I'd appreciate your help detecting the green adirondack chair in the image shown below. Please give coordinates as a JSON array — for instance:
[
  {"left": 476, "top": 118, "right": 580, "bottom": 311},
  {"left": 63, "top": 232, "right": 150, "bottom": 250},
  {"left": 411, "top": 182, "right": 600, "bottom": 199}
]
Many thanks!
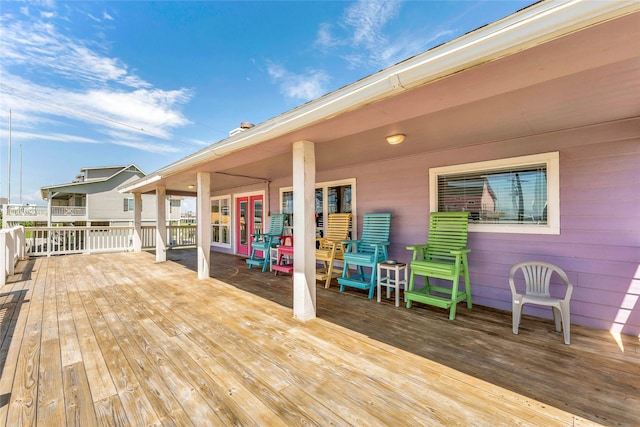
[
  {"left": 246, "top": 213, "right": 287, "bottom": 272},
  {"left": 405, "top": 212, "right": 472, "bottom": 320},
  {"left": 338, "top": 213, "right": 392, "bottom": 298}
]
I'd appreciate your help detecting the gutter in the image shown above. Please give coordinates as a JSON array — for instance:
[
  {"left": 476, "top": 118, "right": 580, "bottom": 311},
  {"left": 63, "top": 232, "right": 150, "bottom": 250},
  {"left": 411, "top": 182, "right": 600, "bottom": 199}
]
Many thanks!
[{"left": 120, "top": 0, "right": 640, "bottom": 195}]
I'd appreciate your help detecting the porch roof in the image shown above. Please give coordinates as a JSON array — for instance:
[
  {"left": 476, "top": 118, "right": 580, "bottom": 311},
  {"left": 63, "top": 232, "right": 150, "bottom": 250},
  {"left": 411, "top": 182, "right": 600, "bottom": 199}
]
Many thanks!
[
  {"left": 118, "top": 1, "right": 640, "bottom": 196},
  {"left": 42, "top": 164, "right": 144, "bottom": 200}
]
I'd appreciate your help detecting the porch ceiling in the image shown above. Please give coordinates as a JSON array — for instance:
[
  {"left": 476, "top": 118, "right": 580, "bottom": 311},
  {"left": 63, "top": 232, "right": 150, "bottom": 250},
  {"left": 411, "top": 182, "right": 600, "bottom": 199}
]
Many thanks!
[{"left": 141, "top": 11, "right": 639, "bottom": 195}]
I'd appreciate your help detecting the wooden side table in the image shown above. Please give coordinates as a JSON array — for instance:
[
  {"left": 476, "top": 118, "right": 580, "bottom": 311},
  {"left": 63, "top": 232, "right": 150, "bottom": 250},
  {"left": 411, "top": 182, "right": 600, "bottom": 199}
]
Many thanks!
[{"left": 377, "top": 261, "right": 408, "bottom": 307}]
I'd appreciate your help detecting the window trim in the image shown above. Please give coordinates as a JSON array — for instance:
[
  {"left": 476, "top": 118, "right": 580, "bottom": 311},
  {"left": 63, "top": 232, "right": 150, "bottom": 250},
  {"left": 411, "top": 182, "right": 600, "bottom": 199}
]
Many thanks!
[
  {"left": 279, "top": 178, "right": 357, "bottom": 238},
  {"left": 123, "top": 197, "right": 135, "bottom": 212},
  {"left": 210, "top": 195, "right": 232, "bottom": 248},
  {"left": 429, "top": 152, "right": 560, "bottom": 235}
]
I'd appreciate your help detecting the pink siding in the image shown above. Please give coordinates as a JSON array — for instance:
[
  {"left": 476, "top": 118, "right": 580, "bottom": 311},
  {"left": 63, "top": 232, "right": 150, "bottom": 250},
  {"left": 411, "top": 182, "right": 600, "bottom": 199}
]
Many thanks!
[{"left": 307, "top": 120, "right": 640, "bottom": 336}]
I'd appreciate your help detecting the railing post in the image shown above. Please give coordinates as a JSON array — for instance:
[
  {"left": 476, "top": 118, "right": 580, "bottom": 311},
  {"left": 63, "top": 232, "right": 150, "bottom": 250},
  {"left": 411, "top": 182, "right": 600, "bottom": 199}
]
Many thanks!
[
  {"left": 0, "top": 232, "right": 6, "bottom": 285},
  {"left": 6, "top": 231, "right": 15, "bottom": 276},
  {"left": 17, "top": 226, "right": 25, "bottom": 260},
  {"left": 133, "top": 193, "right": 142, "bottom": 252}
]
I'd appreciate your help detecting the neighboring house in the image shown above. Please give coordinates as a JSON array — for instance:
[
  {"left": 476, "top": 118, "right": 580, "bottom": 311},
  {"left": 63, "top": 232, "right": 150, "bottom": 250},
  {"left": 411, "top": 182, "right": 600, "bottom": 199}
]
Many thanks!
[
  {"left": 3, "top": 165, "right": 182, "bottom": 228},
  {"left": 119, "top": 1, "right": 640, "bottom": 337}
]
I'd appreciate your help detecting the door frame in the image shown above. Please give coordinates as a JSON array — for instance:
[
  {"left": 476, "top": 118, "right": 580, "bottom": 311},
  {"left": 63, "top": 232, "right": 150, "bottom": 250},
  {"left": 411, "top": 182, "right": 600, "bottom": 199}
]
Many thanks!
[{"left": 233, "top": 191, "right": 265, "bottom": 256}]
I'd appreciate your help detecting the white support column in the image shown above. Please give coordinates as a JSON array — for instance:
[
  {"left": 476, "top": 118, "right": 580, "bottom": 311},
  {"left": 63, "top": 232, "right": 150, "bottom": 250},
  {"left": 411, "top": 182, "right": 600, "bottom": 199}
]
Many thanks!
[
  {"left": 196, "top": 172, "right": 211, "bottom": 280},
  {"left": 133, "top": 192, "right": 142, "bottom": 252},
  {"left": 292, "top": 140, "right": 316, "bottom": 321},
  {"left": 155, "top": 186, "right": 167, "bottom": 262},
  {"left": 47, "top": 196, "right": 52, "bottom": 227}
]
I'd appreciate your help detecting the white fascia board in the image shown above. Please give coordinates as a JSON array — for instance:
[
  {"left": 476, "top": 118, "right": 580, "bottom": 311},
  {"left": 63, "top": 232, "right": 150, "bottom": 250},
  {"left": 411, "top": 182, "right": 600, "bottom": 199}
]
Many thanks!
[
  {"left": 118, "top": 174, "right": 162, "bottom": 194},
  {"left": 124, "top": 0, "right": 640, "bottom": 193}
]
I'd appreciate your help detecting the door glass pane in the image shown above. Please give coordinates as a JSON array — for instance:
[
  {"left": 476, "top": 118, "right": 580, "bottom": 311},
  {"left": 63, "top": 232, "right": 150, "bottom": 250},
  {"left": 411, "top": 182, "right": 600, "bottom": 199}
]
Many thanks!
[
  {"left": 253, "top": 199, "right": 263, "bottom": 234},
  {"left": 239, "top": 201, "right": 247, "bottom": 245}
]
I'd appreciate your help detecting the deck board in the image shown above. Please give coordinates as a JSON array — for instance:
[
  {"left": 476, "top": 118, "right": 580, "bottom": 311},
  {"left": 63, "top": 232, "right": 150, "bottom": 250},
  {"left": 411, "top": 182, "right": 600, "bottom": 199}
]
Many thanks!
[{"left": 0, "top": 249, "right": 638, "bottom": 426}]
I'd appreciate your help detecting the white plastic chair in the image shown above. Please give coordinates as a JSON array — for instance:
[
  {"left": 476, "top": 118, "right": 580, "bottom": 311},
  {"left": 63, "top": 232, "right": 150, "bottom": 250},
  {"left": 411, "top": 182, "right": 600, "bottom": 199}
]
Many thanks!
[{"left": 509, "top": 261, "right": 573, "bottom": 345}]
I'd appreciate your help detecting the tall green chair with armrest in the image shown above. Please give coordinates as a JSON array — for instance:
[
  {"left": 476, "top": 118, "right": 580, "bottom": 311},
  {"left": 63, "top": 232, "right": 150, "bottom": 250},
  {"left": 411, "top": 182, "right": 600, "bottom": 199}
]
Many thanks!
[{"left": 405, "top": 212, "right": 471, "bottom": 320}]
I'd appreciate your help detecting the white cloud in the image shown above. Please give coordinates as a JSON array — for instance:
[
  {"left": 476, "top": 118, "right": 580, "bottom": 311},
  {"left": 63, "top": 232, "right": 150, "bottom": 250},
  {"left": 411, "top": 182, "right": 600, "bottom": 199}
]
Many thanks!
[
  {"left": 0, "top": 11, "right": 193, "bottom": 153},
  {"left": 105, "top": 130, "right": 181, "bottom": 154},
  {"left": 3, "top": 129, "right": 101, "bottom": 144},
  {"left": 103, "top": 11, "right": 113, "bottom": 21},
  {"left": 345, "top": 0, "right": 400, "bottom": 49},
  {"left": 267, "top": 63, "right": 330, "bottom": 102},
  {"left": 314, "top": 23, "right": 343, "bottom": 51},
  {"left": 314, "top": 0, "right": 455, "bottom": 69}
]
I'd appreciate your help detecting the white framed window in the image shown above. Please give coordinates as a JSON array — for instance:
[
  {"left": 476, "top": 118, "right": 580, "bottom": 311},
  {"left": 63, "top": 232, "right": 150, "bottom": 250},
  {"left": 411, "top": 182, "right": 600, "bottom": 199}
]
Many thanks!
[
  {"left": 280, "top": 178, "right": 356, "bottom": 239},
  {"left": 123, "top": 198, "right": 134, "bottom": 212},
  {"left": 429, "top": 152, "right": 559, "bottom": 234},
  {"left": 211, "top": 196, "right": 231, "bottom": 248}
]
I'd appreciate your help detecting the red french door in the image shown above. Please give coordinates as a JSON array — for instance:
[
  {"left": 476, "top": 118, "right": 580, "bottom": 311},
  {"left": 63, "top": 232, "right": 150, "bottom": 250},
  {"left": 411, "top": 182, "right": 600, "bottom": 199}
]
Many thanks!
[{"left": 236, "top": 195, "right": 263, "bottom": 256}]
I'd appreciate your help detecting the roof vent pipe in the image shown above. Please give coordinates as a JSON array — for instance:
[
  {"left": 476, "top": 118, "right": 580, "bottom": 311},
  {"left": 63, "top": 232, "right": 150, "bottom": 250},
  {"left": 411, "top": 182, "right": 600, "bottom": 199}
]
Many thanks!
[{"left": 229, "top": 122, "right": 255, "bottom": 136}]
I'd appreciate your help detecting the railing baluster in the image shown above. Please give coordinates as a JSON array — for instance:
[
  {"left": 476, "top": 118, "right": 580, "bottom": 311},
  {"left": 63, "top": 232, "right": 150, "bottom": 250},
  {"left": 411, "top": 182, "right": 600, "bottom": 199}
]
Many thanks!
[{"left": 21, "top": 224, "right": 197, "bottom": 257}]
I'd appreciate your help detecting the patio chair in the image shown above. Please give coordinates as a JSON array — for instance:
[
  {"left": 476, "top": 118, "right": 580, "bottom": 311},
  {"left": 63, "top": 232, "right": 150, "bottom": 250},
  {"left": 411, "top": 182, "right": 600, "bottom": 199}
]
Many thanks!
[
  {"left": 316, "top": 213, "right": 352, "bottom": 288},
  {"left": 245, "top": 213, "right": 287, "bottom": 272},
  {"left": 509, "top": 261, "right": 573, "bottom": 345},
  {"left": 405, "top": 212, "right": 471, "bottom": 320},
  {"left": 338, "top": 213, "right": 392, "bottom": 298}
]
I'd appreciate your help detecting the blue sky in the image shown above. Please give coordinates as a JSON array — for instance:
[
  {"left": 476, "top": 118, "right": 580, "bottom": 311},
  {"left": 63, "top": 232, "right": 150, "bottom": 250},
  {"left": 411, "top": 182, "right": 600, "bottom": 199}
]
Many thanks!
[{"left": 0, "top": 0, "right": 533, "bottom": 208}]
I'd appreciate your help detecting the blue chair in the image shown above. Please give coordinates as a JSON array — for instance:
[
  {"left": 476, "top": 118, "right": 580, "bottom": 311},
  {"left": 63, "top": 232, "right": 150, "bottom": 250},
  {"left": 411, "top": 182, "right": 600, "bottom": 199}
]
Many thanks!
[
  {"left": 338, "top": 213, "right": 392, "bottom": 298},
  {"left": 246, "top": 214, "right": 287, "bottom": 272}
]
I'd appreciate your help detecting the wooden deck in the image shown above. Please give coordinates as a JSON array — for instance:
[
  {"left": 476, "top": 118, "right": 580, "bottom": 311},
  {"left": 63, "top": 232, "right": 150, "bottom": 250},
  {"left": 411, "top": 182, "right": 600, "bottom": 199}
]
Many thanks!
[{"left": 0, "top": 250, "right": 638, "bottom": 426}]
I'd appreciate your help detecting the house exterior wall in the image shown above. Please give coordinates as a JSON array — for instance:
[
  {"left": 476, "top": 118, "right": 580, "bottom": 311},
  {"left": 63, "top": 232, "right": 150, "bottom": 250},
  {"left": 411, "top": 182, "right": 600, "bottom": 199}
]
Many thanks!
[
  {"left": 84, "top": 167, "right": 122, "bottom": 180},
  {"left": 209, "top": 119, "right": 639, "bottom": 336},
  {"left": 1, "top": 166, "right": 177, "bottom": 227},
  {"left": 251, "top": 119, "right": 639, "bottom": 336},
  {"left": 84, "top": 174, "right": 156, "bottom": 224}
]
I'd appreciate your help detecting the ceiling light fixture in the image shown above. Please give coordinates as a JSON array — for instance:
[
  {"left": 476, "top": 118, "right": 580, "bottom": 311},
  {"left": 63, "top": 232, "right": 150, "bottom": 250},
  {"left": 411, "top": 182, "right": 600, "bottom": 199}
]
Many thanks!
[
  {"left": 386, "top": 134, "right": 405, "bottom": 145},
  {"left": 188, "top": 185, "right": 195, "bottom": 189}
]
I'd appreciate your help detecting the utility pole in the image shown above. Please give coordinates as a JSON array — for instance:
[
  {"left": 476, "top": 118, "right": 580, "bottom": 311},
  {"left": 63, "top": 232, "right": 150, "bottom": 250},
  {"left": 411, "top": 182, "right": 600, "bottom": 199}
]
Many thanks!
[
  {"left": 8, "top": 109, "right": 11, "bottom": 205},
  {"left": 20, "top": 142, "right": 22, "bottom": 204}
]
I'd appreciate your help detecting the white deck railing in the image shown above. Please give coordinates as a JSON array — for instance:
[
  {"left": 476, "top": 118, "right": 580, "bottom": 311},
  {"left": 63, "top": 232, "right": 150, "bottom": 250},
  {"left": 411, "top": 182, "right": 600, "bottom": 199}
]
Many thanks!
[
  {"left": 22, "top": 225, "right": 197, "bottom": 257},
  {"left": 51, "top": 206, "right": 87, "bottom": 216},
  {"left": 5, "top": 205, "right": 49, "bottom": 217},
  {"left": 0, "top": 226, "right": 26, "bottom": 285}
]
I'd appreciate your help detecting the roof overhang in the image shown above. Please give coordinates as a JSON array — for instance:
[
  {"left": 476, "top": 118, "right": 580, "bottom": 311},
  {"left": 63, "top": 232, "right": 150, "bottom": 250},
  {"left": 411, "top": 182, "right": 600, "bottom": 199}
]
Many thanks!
[{"left": 119, "top": 0, "right": 640, "bottom": 196}]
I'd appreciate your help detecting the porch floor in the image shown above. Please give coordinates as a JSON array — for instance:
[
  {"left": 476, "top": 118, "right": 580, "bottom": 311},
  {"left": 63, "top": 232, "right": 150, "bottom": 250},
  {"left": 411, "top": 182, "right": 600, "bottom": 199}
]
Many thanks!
[{"left": 0, "top": 249, "right": 637, "bottom": 426}]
